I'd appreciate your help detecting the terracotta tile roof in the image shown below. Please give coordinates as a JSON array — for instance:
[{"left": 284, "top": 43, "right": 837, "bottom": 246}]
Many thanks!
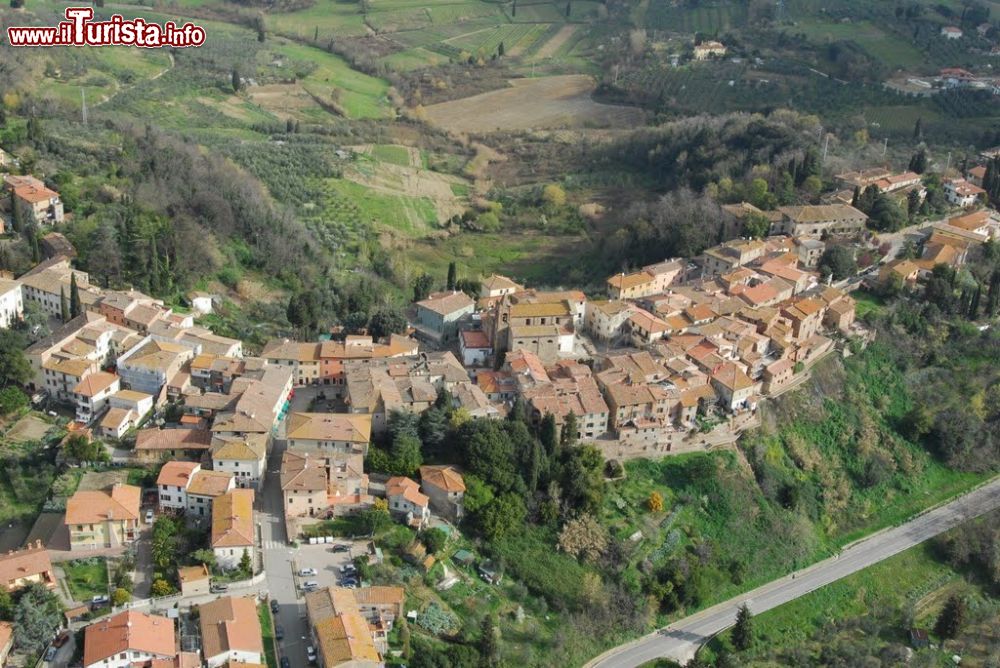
[
  {"left": 136, "top": 428, "right": 213, "bottom": 452},
  {"left": 712, "top": 362, "right": 756, "bottom": 391},
  {"left": 352, "top": 585, "right": 404, "bottom": 608},
  {"left": 73, "top": 371, "right": 119, "bottom": 397},
  {"left": 508, "top": 301, "right": 571, "bottom": 318},
  {"left": 606, "top": 270, "right": 654, "bottom": 290},
  {"left": 199, "top": 596, "right": 263, "bottom": 659},
  {"left": 13, "top": 182, "right": 59, "bottom": 204},
  {"left": 286, "top": 413, "right": 372, "bottom": 443},
  {"left": 83, "top": 611, "right": 175, "bottom": 666},
  {"left": 460, "top": 330, "right": 491, "bottom": 349},
  {"left": 261, "top": 340, "right": 321, "bottom": 363},
  {"left": 0, "top": 542, "right": 53, "bottom": 591},
  {"left": 386, "top": 477, "right": 428, "bottom": 508},
  {"left": 482, "top": 274, "right": 522, "bottom": 292},
  {"left": 156, "top": 461, "right": 199, "bottom": 488},
  {"left": 211, "top": 489, "right": 255, "bottom": 549},
  {"left": 419, "top": 465, "right": 466, "bottom": 493},
  {"left": 280, "top": 451, "right": 327, "bottom": 492},
  {"left": 187, "top": 470, "right": 234, "bottom": 498},
  {"left": 66, "top": 484, "right": 140, "bottom": 525},
  {"left": 416, "top": 290, "right": 474, "bottom": 316},
  {"left": 211, "top": 434, "right": 267, "bottom": 462},
  {"left": 100, "top": 407, "right": 133, "bottom": 431},
  {"left": 778, "top": 204, "right": 867, "bottom": 223},
  {"left": 177, "top": 564, "right": 209, "bottom": 585},
  {"left": 947, "top": 209, "right": 991, "bottom": 231}
]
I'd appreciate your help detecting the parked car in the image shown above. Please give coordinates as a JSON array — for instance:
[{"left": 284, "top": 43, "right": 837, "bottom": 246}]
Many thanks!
[
  {"left": 339, "top": 564, "right": 356, "bottom": 574},
  {"left": 275, "top": 625, "right": 285, "bottom": 641},
  {"left": 298, "top": 567, "right": 318, "bottom": 577},
  {"left": 330, "top": 544, "right": 350, "bottom": 553},
  {"left": 53, "top": 630, "right": 70, "bottom": 647},
  {"left": 307, "top": 646, "right": 318, "bottom": 663},
  {"left": 145, "top": 509, "right": 154, "bottom": 524},
  {"left": 44, "top": 646, "right": 57, "bottom": 662},
  {"left": 280, "top": 658, "right": 290, "bottom": 668},
  {"left": 269, "top": 599, "right": 279, "bottom": 614},
  {"left": 210, "top": 583, "right": 228, "bottom": 593},
  {"left": 301, "top": 580, "right": 319, "bottom": 592},
  {"left": 90, "top": 595, "right": 109, "bottom": 606}
]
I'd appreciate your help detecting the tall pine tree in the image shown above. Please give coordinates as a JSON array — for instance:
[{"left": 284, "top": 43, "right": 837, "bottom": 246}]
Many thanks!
[{"left": 731, "top": 603, "right": 754, "bottom": 650}]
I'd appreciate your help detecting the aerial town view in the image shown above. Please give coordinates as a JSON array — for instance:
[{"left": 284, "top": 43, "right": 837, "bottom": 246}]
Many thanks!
[{"left": 0, "top": 0, "right": 999, "bottom": 666}]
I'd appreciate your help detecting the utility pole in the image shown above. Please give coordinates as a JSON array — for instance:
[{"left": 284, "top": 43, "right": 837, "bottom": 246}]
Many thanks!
[
  {"left": 946, "top": 151, "right": 952, "bottom": 174},
  {"left": 822, "top": 133, "right": 829, "bottom": 165},
  {"left": 81, "top": 88, "right": 88, "bottom": 127},
  {"left": 882, "top": 137, "right": 888, "bottom": 157}
]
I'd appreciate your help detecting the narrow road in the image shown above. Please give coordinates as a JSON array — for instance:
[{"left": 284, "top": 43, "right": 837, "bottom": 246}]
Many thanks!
[{"left": 587, "top": 477, "right": 1000, "bottom": 668}]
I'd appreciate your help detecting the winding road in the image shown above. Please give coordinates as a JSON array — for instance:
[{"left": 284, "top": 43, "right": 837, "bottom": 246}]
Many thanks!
[{"left": 586, "top": 477, "right": 1000, "bottom": 668}]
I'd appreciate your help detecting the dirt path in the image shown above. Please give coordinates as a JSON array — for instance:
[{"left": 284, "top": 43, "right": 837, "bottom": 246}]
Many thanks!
[
  {"left": 95, "top": 51, "right": 174, "bottom": 108},
  {"left": 534, "top": 24, "right": 577, "bottom": 59}
]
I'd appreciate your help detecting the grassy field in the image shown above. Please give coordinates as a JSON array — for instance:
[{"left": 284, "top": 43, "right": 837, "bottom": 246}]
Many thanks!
[
  {"left": 702, "top": 540, "right": 999, "bottom": 665},
  {"left": 275, "top": 42, "right": 392, "bottom": 120},
  {"left": 63, "top": 558, "right": 110, "bottom": 602},
  {"left": 794, "top": 19, "right": 926, "bottom": 70}
]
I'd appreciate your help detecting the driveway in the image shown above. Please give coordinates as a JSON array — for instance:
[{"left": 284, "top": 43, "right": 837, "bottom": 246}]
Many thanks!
[{"left": 132, "top": 525, "right": 153, "bottom": 599}]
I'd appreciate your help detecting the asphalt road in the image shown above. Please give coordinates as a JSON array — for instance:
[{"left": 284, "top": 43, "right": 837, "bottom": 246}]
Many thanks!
[{"left": 587, "top": 477, "right": 1000, "bottom": 668}]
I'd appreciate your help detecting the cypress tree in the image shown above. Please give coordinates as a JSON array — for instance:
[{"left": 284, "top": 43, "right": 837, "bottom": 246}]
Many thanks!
[
  {"left": 446, "top": 261, "right": 457, "bottom": 290},
  {"left": 969, "top": 284, "right": 981, "bottom": 320},
  {"left": 69, "top": 273, "right": 81, "bottom": 318},
  {"left": 60, "top": 287, "right": 69, "bottom": 323}
]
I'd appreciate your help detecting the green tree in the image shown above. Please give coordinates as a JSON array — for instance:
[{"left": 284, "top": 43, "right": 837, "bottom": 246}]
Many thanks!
[
  {"left": 412, "top": 273, "right": 434, "bottom": 302},
  {"left": 390, "top": 433, "right": 423, "bottom": 477},
  {"left": 934, "top": 595, "right": 967, "bottom": 639},
  {"left": 464, "top": 420, "right": 517, "bottom": 491},
  {"left": 231, "top": 68, "right": 241, "bottom": 93},
  {"left": 560, "top": 411, "right": 578, "bottom": 448},
  {"left": 60, "top": 286, "right": 69, "bottom": 323},
  {"left": 909, "top": 148, "right": 928, "bottom": 174},
  {"left": 477, "top": 492, "right": 525, "bottom": 541},
  {"left": 0, "top": 330, "right": 32, "bottom": 387},
  {"left": 361, "top": 498, "right": 392, "bottom": 534},
  {"left": 540, "top": 412, "right": 559, "bottom": 456},
  {"left": 462, "top": 475, "right": 494, "bottom": 515},
  {"left": 447, "top": 261, "right": 457, "bottom": 291},
  {"left": 12, "top": 584, "right": 61, "bottom": 653},
  {"left": 913, "top": 116, "right": 923, "bottom": 140},
  {"left": 421, "top": 527, "right": 448, "bottom": 554},
  {"left": 368, "top": 306, "right": 406, "bottom": 340},
  {"left": 150, "top": 579, "right": 174, "bottom": 597},
  {"left": 480, "top": 614, "right": 501, "bottom": 667},
  {"left": 0, "top": 387, "right": 28, "bottom": 415},
  {"left": 189, "top": 549, "right": 216, "bottom": 570},
  {"left": 111, "top": 588, "right": 131, "bottom": 606},
  {"left": 741, "top": 213, "right": 771, "bottom": 239},
  {"left": 907, "top": 189, "right": 922, "bottom": 221},
  {"left": 818, "top": 246, "right": 857, "bottom": 281},
  {"left": 239, "top": 548, "right": 253, "bottom": 575},
  {"left": 731, "top": 603, "right": 754, "bottom": 650},
  {"left": 69, "top": 273, "right": 81, "bottom": 318}
]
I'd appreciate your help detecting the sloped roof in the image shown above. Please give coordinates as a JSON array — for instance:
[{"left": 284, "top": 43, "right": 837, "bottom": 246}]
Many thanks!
[
  {"left": 66, "top": 484, "right": 140, "bottom": 525},
  {"left": 419, "top": 465, "right": 466, "bottom": 493},
  {"left": 211, "top": 489, "right": 255, "bottom": 549},
  {"left": 199, "top": 596, "right": 264, "bottom": 660},
  {"left": 83, "top": 611, "right": 175, "bottom": 666}
]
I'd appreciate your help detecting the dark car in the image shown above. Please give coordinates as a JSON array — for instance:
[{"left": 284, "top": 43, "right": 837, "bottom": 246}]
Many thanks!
[
  {"left": 53, "top": 630, "right": 70, "bottom": 648},
  {"left": 275, "top": 625, "right": 285, "bottom": 641},
  {"left": 280, "top": 658, "right": 291, "bottom": 668},
  {"left": 270, "top": 599, "right": 280, "bottom": 614},
  {"left": 44, "top": 646, "right": 57, "bottom": 662},
  {"left": 330, "top": 544, "right": 350, "bottom": 553}
]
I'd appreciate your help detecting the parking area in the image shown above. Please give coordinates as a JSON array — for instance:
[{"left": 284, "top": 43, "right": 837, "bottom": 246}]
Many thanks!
[{"left": 289, "top": 541, "right": 358, "bottom": 594}]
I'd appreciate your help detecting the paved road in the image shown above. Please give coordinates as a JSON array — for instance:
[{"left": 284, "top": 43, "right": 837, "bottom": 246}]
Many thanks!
[
  {"left": 587, "top": 477, "right": 1000, "bottom": 668},
  {"left": 259, "top": 434, "right": 312, "bottom": 668}
]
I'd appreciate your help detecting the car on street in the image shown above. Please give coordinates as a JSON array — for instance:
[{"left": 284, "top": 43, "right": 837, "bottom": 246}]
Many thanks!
[
  {"left": 53, "top": 630, "right": 70, "bottom": 648},
  {"left": 307, "top": 646, "right": 318, "bottom": 663},
  {"left": 210, "top": 583, "right": 228, "bottom": 593},
  {"left": 298, "top": 567, "right": 318, "bottom": 576},
  {"left": 90, "top": 594, "right": 109, "bottom": 607},
  {"left": 301, "top": 580, "right": 319, "bottom": 592},
  {"left": 270, "top": 599, "right": 279, "bottom": 614},
  {"left": 44, "top": 646, "right": 57, "bottom": 662},
  {"left": 280, "top": 658, "right": 290, "bottom": 668},
  {"left": 275, "top": 625, "right": 284, "bottom": 641},
  {"left": 145, "top": 509, "right": 154, "bottom": 524}
]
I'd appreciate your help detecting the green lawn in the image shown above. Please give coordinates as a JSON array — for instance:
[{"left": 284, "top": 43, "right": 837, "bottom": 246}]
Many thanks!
[
  {"left": 63, "top": 558, "right": 110, "bottom": 602},
  {"left": 370, "top": 144, "right": 413, "bottom": 167},
  {"left": 852, "top": 288, "right": 886, "bottom": 319},
  {"left": 795, "top": 20, "right": 926, "bottom": 70}
]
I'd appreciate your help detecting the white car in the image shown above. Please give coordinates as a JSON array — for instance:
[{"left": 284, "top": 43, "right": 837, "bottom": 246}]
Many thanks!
[
  {"left": 145, "top": 509, "right": 154, "bottom": 524},
  {"left": 298, "top": 568, "right": 317, "bottom": 577},
  {"left": 307, "top": 646, "right": 317, "bottom": 663},
  {"left": 301, "top": 580, "right": 319, "bottom": 591}
]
